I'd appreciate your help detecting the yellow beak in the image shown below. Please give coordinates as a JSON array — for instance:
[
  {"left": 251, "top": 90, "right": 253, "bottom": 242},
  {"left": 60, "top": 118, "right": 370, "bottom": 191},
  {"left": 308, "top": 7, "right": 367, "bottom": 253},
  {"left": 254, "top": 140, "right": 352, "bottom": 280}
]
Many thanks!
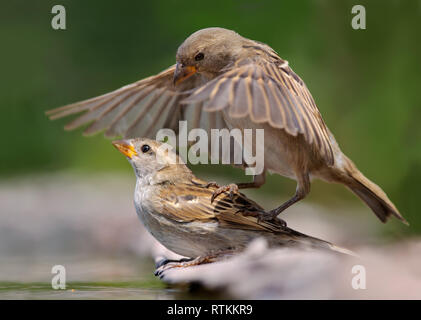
[
  {"left": 112, "top": 140, "right": 137, "bottom": 159},
  {"left": 173, "top": 63, "right": 197, "bottom": 86}
]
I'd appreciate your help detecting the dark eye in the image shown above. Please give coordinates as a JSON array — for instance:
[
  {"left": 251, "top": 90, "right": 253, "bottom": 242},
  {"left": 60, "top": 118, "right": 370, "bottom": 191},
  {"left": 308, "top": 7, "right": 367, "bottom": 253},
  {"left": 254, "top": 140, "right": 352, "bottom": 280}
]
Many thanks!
[
  {"left": 141, "top": 144, "right": 150, "bottom": 153},
  {"left": 194, "top": 52, "right": 204, "bottom": 61}
]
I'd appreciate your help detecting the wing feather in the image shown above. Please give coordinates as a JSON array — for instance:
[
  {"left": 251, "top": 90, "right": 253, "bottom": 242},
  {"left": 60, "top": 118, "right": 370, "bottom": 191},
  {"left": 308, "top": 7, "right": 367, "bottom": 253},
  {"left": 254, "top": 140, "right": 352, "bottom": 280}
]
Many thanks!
[
  {"left": 230, "top": 78, "right": 251, "bottom": 118},
  {"left": 46, "top": 65, "right": 199, "bottom": 139},
  {"left": 181, "top": 58, "right": 334, "bottom": 165},
  {"left": 47, "top": 56, "right": 334, "bottom": 164},
  {"left": 83, "top": 88, "right": 148, "bottom": 135},
  {"left": 158, "top": 181, "right": 283, "bottom": 232},
  {"left": 250, "top": 79, "right": 269, "bottom": 122},
  {"left": 203, "top": 78, "right": 231, "bottom": 112}
]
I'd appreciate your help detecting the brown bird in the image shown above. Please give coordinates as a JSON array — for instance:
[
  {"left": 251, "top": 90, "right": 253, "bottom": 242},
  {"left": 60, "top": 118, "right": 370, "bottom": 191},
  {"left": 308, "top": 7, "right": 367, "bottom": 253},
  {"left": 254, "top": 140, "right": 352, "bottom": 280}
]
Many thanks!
[
  {"left": 46, "top": 27, "right": 407, "bottom": 225},
  {"left": 112, "top": 137, "right": 354, "bottom": 271}
]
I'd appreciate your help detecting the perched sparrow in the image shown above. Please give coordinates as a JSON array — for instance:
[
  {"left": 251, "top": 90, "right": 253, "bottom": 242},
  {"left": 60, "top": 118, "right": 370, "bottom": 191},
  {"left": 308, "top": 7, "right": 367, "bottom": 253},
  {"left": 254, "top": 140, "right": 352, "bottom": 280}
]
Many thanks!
[
  {"left": 112, "top": 137, "right": 353, "bottom": 269},
  {"left": 47, "top": 27, "right": 407, "bottom": 225}
]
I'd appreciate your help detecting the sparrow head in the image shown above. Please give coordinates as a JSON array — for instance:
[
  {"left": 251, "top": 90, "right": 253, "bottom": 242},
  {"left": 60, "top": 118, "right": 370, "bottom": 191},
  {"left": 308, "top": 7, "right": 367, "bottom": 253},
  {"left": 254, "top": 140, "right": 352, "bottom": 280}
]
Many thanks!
[
  {"left": 174, "top": 27, "right": 246, "bottom": 84},
  {"left": 112, "top": 138, "right": 190, "bottom": 180}
]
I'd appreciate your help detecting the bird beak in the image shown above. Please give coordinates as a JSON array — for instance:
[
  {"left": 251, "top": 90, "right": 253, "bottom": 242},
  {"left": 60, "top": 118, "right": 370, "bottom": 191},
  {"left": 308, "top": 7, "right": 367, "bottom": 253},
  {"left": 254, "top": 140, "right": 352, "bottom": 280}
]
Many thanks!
[
  {"left": 173, "top": 62, "right": 197, "bottom": 86},
  {"left": 112, "top": 140, "right": 137, "bottom": 159}
]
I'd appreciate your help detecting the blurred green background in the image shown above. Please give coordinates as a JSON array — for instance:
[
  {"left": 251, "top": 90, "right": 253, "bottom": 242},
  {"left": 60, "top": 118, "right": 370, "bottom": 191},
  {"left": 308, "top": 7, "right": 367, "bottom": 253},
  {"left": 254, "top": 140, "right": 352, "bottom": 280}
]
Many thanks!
[{"left": 1, "top": 0, "right": 420, "bottom": 234}]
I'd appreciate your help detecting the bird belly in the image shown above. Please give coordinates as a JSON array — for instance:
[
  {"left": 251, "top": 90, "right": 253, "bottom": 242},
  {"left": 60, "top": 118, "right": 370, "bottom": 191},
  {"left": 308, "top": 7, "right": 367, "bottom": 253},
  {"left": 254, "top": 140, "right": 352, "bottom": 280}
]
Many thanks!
[
  {"left": 137, "top": 209, "right": 252, "bottom": 257},
  {"left": 139, "top": 210, "right": 221, "bottom": 257},
  {"left": 134, "top": 198, "right": 257, "bottom": 257}
]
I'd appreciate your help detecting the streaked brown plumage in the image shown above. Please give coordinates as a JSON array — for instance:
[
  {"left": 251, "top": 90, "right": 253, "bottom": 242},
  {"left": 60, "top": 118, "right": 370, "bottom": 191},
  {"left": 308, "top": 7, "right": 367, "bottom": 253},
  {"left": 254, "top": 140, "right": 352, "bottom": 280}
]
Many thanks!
[
  {"left": 112, "top": 138, "right": 353, "bottom": 265},
  {"left": 46, "top": 27, "right": 407, "bottom": 225}
]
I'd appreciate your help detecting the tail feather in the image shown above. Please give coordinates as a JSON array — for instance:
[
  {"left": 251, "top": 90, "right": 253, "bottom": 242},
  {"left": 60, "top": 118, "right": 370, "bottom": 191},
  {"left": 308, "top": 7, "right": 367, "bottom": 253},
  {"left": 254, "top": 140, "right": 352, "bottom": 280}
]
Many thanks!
[
  {"left": 343, "top": 158, "right": 408, "bottom": 225},
  {"left": 270, "top": 227, "right": 358, "bottom": 257},
  {"left": 280, "top": 227, "right": 357, "bottom": 256}
]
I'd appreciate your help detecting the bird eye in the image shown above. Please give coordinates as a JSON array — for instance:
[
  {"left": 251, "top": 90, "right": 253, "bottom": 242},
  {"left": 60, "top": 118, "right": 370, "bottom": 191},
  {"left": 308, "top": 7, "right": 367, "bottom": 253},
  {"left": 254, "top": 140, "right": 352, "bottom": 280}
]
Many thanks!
[
  {"left": 194, "top": 52, "right": 204, "bottom": 61},
  {"left": 141, "top": 144, "right": 151, "bottom": 153}
]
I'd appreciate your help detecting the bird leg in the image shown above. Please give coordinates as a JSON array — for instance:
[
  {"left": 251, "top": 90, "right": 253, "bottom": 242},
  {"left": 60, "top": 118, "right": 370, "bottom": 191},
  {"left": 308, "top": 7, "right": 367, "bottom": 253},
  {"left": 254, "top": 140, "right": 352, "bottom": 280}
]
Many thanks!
[
  {"left": 209, "top": 172, "right": 266, "bottom": 203},
  {"left": 259, "top": 173, "right": 310, "bottom": 222},
  {"left": 154, "top": 251, "right": 235, "bottom": 278},
  {"left": 155, "top": 257, "right": 193, "bottom": 269}
]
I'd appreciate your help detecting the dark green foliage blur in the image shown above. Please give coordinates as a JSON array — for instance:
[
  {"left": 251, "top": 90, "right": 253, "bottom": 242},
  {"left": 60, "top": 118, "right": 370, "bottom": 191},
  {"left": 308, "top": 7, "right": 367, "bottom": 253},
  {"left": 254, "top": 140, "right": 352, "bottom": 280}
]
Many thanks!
[{"left": 0, "top": 1, "right": 420, "bottom": 234}]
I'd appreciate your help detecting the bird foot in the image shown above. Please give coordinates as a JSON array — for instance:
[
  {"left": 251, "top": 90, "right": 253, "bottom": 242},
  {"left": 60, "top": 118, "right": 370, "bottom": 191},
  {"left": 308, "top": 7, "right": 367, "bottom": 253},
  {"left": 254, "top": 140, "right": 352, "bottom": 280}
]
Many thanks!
[
  {"left": 210, "top": 183, "right": 239, "bottom": 203},
  {"left": 155, "top": 257, "right": 193, "bottom": 269},
  {"left": 205, "top": 181, "right": 219, "bottom": 188},
  {"left": 154, "top": 256, "right": 216, "bottom": 279},
  {"left": 257, "top": 211, "right": 287, "bottom": 227}
]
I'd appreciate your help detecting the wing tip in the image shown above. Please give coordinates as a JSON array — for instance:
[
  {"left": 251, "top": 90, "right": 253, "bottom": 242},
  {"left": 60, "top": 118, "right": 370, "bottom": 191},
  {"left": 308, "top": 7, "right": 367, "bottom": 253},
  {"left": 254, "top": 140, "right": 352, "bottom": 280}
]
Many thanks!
[{"left": 328, "top": 243, "right": 359, "bottom": 257}]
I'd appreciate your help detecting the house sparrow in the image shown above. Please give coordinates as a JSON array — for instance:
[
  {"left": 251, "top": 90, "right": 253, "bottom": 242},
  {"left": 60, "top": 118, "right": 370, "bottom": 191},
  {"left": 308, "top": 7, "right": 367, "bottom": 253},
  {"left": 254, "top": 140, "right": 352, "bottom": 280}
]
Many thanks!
[
  {"left": 112, "top": 138, "right": 353, "bottom": 270},
  {"left": 47, "top": 27, "right": 407, "bottom": 225}
]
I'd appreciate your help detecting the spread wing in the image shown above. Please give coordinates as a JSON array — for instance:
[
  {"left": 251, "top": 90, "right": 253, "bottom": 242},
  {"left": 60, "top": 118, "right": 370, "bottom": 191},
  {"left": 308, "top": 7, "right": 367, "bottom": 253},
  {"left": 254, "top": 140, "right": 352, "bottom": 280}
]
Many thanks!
[
  {"left": 46, "top": 65, "right": 227, "bottom": 140},
  {"left": 182, "top": 58, "right": 334, "bottom": 165},
  {"left": 157, "top": 180, "right": 285, "bottom": 233},
  {"left": 47, "top": 57, "right": 333, "bottom": 165}
]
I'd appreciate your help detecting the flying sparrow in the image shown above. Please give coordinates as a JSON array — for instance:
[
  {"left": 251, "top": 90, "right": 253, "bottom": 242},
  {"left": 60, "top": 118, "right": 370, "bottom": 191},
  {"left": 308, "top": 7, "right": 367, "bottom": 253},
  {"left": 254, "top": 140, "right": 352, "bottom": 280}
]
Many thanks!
[
  {"left": 47, "top": 27, "right": 407, "bottom": 225},
  {"left": 112, "top": 138, "right": 353, "bottom": 270}
]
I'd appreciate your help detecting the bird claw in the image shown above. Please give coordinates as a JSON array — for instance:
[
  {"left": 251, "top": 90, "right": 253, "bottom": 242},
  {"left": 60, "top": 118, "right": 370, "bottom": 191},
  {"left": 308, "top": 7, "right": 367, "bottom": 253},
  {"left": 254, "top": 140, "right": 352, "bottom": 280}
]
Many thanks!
[
  {"left": 205, "top": 181, "right": 220, "bottom": 188},
  {"left": 257, "top": 211, "right": 287, "bottom": 227},
  {"left": 155, "top": 257, "right": 192, "bottom": 269},
  {"left": 210, "top": 183, "right": 239, "bottom": 203},
  {"left": 154, "top": 256, "right": 208, "bottom": 278},
  {"left": 155, "top": 258, "right": 171, "bottom": 269},
  {"left": 154, "top": 260, "right": 187, "bottom": 278}
]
